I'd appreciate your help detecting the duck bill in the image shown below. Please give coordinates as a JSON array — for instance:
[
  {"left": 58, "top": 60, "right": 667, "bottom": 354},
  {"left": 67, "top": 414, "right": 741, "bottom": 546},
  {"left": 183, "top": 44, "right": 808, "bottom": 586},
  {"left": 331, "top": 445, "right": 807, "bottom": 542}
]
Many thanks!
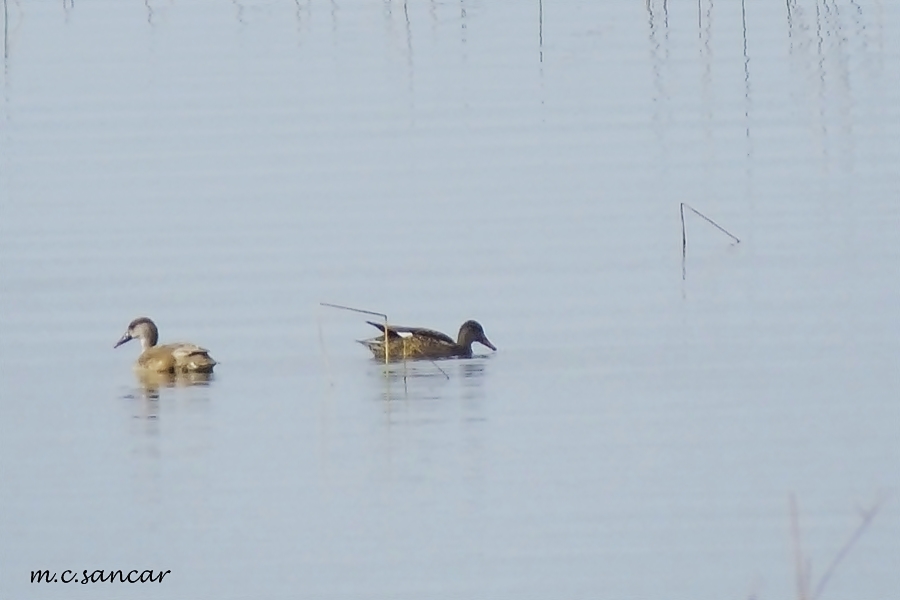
[
  {"left": 114, "top": 333, "right": 132, "bottom": 349},
  {"left": 480, "top": 336, "right": 497, "bottom": 351}
]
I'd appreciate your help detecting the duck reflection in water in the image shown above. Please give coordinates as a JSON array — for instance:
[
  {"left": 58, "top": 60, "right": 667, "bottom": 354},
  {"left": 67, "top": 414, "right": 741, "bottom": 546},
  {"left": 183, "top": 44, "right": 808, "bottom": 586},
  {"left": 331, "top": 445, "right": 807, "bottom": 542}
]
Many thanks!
[
  {"left": 138, "top": 370, "right": 213, "bottom": 392},
  {"left": 372, "top": 355, "right": 490, "bottom": 404},
  {"left": 460, "top": 362, "right": 485, "bottom": 379}
]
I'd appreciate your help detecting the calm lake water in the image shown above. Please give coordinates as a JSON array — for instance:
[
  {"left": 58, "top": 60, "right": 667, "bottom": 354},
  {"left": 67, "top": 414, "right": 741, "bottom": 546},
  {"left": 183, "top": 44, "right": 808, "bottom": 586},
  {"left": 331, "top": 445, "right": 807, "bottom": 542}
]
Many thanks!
[{"left": 1, "top": 1, "right": 898, "bottom": 598}]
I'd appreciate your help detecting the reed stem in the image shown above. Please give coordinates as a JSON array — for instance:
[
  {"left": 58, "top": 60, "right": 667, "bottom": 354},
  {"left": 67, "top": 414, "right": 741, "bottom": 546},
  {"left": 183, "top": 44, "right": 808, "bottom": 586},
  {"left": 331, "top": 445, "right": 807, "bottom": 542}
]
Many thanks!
[{"left": 680, "top": 202, "right": 741, "bottom": 246}]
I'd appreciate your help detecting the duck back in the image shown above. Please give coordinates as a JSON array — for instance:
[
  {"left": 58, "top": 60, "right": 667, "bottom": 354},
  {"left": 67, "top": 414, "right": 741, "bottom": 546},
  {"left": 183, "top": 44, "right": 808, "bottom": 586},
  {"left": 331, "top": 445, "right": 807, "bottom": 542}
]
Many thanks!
[{"left": 137, "top": 343, "right": 217, "bottom": 373}]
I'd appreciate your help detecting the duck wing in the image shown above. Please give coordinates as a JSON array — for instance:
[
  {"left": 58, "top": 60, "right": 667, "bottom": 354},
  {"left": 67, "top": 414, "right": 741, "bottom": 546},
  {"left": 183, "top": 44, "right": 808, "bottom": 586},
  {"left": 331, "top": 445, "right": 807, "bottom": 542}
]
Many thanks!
[
  {"left": 168, "top": 343, "right": 216, "bottom": 372},
  {"left": 169, "top": 344, "right": 212, "bottom": 359},
  {"left": 365, "top": 321, "right": 455, "bottom": 344}
]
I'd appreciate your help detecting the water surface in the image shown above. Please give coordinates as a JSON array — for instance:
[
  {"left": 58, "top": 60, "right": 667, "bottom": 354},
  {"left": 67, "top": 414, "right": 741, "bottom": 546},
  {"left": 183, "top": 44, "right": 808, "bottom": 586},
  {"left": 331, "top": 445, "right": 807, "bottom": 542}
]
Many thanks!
[{"left": 1, "top": 1, "right": 899, "bottom": 598}]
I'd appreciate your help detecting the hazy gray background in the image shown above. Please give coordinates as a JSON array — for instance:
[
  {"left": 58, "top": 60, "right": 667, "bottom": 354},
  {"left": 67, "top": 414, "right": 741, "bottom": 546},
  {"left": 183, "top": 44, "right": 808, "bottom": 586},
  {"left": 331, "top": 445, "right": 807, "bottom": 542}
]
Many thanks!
[{"left": 1, "top": 1, "right": 898, "bottom": 598}]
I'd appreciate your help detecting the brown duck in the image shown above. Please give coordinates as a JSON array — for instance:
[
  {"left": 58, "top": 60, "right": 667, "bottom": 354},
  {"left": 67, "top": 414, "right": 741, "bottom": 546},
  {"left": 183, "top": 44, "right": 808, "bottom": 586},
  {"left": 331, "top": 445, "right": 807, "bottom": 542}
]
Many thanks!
[
  {"left": 359, "top": 320, "right": 496, "bottom": 361},
  {"left": 114, "top": 317, "right": 217, "bottom": 373}
]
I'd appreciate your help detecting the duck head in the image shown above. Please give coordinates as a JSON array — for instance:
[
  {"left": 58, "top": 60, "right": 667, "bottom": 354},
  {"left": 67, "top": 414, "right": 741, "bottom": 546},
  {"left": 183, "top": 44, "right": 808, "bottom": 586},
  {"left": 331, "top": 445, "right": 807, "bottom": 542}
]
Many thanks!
[
  {"left": 458, "top": 320, "right": 497, "bottom": 352},
  {"left": 114, "top": 317, "right": 159, "bottom": 351}
]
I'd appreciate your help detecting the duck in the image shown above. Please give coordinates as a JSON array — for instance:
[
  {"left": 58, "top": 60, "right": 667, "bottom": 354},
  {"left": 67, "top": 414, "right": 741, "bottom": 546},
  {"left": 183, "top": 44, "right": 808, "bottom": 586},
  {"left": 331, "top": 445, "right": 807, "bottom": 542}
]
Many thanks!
[
  {"left": 114, "top": 317, "right": 217, "bottom": 373},
  {"left": 359, "top": 320, "right": 496, "bottom": 361}
]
